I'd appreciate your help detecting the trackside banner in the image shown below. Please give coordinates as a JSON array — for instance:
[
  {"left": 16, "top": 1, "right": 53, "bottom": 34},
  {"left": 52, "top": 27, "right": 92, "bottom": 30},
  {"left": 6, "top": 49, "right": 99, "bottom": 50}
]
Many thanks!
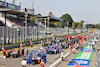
[{"left": 0, "top": 1, "right": 20, "bottom": 10}]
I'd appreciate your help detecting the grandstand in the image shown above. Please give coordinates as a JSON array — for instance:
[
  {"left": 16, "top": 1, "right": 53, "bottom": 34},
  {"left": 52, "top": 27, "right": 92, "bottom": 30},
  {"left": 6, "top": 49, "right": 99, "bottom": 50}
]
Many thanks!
[
  {"left": 0, "top": 0, "right": 79, "bottom": 45},
  {"left": 0, "top": 0, "right": 37, "bottom": 45},
  {"left": 0, "top": 0, "right": 64, "bottom": 45}
]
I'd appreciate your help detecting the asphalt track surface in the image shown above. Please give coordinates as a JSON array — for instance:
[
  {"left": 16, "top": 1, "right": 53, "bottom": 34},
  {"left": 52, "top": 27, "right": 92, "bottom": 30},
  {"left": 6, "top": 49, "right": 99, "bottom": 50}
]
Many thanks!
[{"left": 0, "top": 32, "right": 97, "bottom": 67}]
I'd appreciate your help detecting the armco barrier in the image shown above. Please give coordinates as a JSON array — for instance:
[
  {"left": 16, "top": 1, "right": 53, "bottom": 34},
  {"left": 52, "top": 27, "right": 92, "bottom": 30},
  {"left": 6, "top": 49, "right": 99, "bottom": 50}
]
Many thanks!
[{"left": 96, "top": 41, "right": 100, "bottom": 67}]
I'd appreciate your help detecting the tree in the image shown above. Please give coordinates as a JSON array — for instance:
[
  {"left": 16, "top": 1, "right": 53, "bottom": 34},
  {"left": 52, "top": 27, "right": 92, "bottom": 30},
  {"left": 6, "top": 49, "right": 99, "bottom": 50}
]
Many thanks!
[
  {"left": 72, "top": 22, "right": 76, "bottom": 29},
  {"left": 30, "top": 16, "right": 36, "bottom": 23},
  {"left": 80, "top": 20, "right": 84, "bottom": 28},
  {"left": 48, "top": 12, "right": 54, "bottom": 16},
  {"left": 60, "top": 13, "right": 73, "bottom": 28},
  {"left": 76, "top": 23, "right": 82, "bottom": 29}
]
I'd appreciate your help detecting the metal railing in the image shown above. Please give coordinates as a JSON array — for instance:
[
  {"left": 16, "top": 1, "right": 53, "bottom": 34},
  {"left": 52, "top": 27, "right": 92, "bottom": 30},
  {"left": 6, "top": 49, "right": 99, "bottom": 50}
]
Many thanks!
[{"left": 96, "top": 39, "right": 100, "bottom": 67}]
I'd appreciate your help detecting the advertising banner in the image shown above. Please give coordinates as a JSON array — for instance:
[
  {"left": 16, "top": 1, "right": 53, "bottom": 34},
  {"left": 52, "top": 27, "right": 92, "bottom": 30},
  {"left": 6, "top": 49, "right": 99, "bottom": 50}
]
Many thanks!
[
  {"left": 80, "top": 48, "right": 94, "bottom": 52},
  {"left": 74, "top": 52, "right": 92, "bottom": 60},
  {"left": 0, "top": 0, "right": 20, "bottom": 10},
  {"left": 83, "top": 45, "right": 95, "bottom": 49},
  {"left": 67, "top": 59, "right": 90, "bottom": 66}
]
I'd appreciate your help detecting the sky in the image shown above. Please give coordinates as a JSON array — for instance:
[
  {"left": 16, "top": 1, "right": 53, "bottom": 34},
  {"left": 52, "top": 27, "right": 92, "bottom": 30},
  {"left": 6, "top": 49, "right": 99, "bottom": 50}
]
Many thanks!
[{"left": 3, "top": 0, "right": 100, "bottom": 24}]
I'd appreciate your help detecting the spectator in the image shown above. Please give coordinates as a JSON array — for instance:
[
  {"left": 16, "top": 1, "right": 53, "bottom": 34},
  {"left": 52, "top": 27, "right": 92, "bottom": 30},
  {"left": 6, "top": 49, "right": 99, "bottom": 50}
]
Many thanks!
[{"left": 21, "top": 58, "right": 27, "bottom": 67}]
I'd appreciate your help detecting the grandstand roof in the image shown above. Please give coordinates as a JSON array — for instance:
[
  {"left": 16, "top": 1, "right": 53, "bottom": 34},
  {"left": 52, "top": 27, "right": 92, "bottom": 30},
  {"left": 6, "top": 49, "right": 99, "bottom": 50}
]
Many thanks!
[
  {"left": 0, "top": 8, "right": 35, "bottom": 17},
  {"left": 36, "top": 16, "right": 63, "bottom": 21}
]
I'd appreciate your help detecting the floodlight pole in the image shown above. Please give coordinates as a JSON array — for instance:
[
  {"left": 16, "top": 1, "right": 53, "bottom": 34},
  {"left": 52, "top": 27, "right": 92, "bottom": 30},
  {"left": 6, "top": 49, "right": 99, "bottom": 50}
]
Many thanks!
[
  {"left": 17, "top": 28, "right": 18, "bottom": 42},
  {"left": 60, "top": 21, "right": 61, "bottom": 36},
  {"left": 25, "top": 12, "right": 27, "bottom": 41},
  {"left": 13, "top": 28, "right": 15, "bottom": 43},
  {"left": 6, "top": 27, "right": 8, "bottom": 44},
  {"left": 10, "top": 28, "right": 12, "bottom": 43},
  {"left": 32, "top": 27, "right": 34, "bottom": 40},
  {"left": 2, "top": 26, "right": 4, "bottom": 45},
  {"left": 48, "top": 17, "right": 50, "bottom": 28},
  {"left": 45, "top": 18, "right": 47, "bottom": 38},
  {"left": 20, "top": 28, "right": 21, "bottom": 42},
  {"left": 30, "top": 26, "right": 31, "bottom": 41},
  {"left": 5, "top": 12, "right": 6, "bottom": 26},
  {"left": 36, "top": 19, "right": 38, "bottom": 39},
  {"left": 47, "top": 17, "right": 50, "bottom": 37},
  {"left": 67, "top": 21, "right": 69, "bottom": 35},
  {"left": 22, "top": 27, "right": 24, "bottom": 42}
]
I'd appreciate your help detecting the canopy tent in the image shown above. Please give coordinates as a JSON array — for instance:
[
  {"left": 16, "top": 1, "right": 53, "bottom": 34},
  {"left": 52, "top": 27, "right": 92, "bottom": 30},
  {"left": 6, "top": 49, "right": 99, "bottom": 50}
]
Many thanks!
[
  {"left": 36, "top": 16, "right": 63, "bottom": 22},
  {"left": 0, "top": 8, "right": 35, "bottom": 18}
]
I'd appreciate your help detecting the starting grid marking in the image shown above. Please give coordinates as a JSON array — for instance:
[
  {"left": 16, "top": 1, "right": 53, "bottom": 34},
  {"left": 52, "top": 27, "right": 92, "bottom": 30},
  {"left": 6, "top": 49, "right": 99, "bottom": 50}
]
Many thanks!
[{"left": 66, "top": 40, "right": 95, "bottom": 67}]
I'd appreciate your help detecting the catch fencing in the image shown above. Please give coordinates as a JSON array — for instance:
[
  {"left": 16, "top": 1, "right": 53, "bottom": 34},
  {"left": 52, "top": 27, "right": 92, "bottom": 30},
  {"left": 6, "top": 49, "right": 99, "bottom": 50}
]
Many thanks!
[{"left": 0, "top": 26, "right": 81, "bottom": 45}]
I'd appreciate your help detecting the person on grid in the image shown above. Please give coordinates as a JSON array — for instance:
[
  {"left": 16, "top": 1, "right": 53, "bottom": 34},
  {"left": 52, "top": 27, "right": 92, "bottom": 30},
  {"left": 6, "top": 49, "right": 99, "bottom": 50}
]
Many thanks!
[
  {"left": 41, "top": 39, "right": 43, "bottom": 46},
  {"left": 45, "top": 46, "right": 48, "bottom": 53},
  {"left": 57, "top": 38, "right": 60, "bottom": 44},
  {"left": 49, "top": 47, "right": 51, "bottom": 55},
  {"left": 2, "top": 46, "right": 4, "bottom": 55},
  {"left": 40, "top": 46, "right": 43, "bottom": 53},
  {"left": 26, "top": 48, "right": 29, "bottom": 56},
  {"left": 49, "top": 39, "right": 51, "bottom": 44},
  {"left": 76, "top": 42, "right": 79, "bottom": 50},
  {"left": 92, "top": 40, "right": 95, "bottom": 49},
  {"left": 27, "top": 52, "right": 32, "bottom": 64},
  {"left": 57, "top": 45, "right": 59, "bottom": 53},
  {"left": 66, "top": 41, "right": 68, "bottom": 47},
  {"left": 61, "top": 51, "right": 64, "bottom": 61},
  {"left": 40, "top": 59, "right": 45, "bottom": 67},
  {"left": 2, "top": 46, "right": 4, "bottom": 51},
  {"left": 18, "top": 48, "right": 20, "bottom": 57},
  {"left": 60, "top": 44, "right": 62, "bottom": 53},
  {"left": 75, "top": 41, "right": 77, "bottom": 48},
  {"left": 56, "top": 43, "right": 58, "bottom": 47},
  {"left": 30, "top": 50, "right": 33, "bottom": 56},
  {"left": 3, "top": 48, "right": 6, "bottom": 57},
  {"left": 7, "top": 50, "right": 11, "bottom": 57},
  {"left": 89, "top": 41, "right": 92, "bottom": 48},
  {"left": 21, "top": 58, "right": 27, "bottom": 67},
  {"left": 22, "top": 47, "right": 24, "bottom": 57}
]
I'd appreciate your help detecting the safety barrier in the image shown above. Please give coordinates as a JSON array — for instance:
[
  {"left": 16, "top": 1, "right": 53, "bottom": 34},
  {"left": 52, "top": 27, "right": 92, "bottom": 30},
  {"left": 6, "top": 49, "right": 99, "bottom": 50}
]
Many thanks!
[{"left": 96, "top": 41, "right": 100, "bottom": 67}]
